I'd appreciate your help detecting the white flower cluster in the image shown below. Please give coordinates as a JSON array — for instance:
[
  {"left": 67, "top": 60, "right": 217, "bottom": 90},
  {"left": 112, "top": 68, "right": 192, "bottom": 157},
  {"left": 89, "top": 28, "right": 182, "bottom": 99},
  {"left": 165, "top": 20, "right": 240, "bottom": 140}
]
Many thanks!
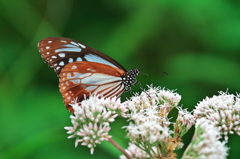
[
  {"left": 123, "top": 86, "right": 193, "bottom": 158},
  {"left": 125, "top": 86, "right": 181, "bottom": 116},
  {"left": 183, "top": 118, "right": 228, "bottom": 159},
  {"left": 175, "top": 108, "right": 195, "bottom": 138},
  {"left": 126, "top": 108, "right": 171, "bottom": 144},
  {"left": 194, "top": 91, "right": 240, "bottom": 140},
  {"left": 64, "top": 86, "right": 236, "bottom": 159},
  {"left": 124, "top": 87, "right": 181, "bottom": 141},
  {"left": 64, "top": 96, "right": 127, "bottom": 154}
]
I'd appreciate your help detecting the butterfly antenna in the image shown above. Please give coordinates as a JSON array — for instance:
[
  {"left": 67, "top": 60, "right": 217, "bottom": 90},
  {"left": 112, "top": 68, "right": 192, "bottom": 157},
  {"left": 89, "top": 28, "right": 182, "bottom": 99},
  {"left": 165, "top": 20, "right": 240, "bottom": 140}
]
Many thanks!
[
  {"left": 139, "top": 71, "right": 149, "bottom": 77},
  {"left": 140, "top": 68, "right": 169, "bottom": 76}
]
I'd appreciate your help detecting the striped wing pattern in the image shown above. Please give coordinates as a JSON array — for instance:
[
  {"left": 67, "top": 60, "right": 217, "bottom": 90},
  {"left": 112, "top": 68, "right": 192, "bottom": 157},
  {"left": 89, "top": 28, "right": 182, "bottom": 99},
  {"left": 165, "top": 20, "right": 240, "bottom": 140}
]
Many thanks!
[{"left": 59, "top": 61, "right": 126, "bottom": 113}]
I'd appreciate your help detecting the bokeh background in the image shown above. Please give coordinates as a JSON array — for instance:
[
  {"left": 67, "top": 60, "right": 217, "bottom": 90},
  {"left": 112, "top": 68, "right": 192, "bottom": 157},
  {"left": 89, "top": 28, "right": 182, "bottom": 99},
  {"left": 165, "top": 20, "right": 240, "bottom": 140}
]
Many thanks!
[{"left": 1, "top": 0, "right": 240, "bottom": 158}]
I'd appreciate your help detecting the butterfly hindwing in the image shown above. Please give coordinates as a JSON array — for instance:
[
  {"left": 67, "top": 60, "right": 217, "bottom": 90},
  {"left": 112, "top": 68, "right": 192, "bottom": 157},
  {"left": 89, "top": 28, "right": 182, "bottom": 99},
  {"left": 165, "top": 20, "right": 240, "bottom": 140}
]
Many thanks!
[{"left": 59, "top": 61, "right": 126, "bottom": 113}]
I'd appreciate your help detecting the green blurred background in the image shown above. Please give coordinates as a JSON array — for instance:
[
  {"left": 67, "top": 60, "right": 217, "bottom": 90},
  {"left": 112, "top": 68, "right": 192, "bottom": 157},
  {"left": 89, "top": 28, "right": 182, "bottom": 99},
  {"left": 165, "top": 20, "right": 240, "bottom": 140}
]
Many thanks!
[{"left": 1, "top": 0, "right": 240, "bottom": 158}]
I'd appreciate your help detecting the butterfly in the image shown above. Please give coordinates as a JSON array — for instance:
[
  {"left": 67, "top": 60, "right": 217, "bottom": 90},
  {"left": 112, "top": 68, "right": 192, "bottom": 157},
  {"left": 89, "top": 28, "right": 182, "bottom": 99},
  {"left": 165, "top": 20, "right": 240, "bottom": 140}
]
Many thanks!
[{"left": 38, "top": 37, "right": 139, "bottom": 114}]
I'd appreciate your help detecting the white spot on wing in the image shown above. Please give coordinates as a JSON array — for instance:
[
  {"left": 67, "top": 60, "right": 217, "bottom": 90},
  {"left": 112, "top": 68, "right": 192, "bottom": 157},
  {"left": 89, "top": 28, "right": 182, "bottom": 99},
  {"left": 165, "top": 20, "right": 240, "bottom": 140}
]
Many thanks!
[
  {"left": 70, "top": 41, "right": 78, "bottom": 46},
  {"left": 73, "top": 72, "right": 91, "bottom": 78},
  {"left": 48, "top": 41, "right": 52, "bottom": 43},
  {"left": 70, "top": 79, "right": 81, "bottom": 84},
  {"left": 84, "top": 54, "right": 117, "bottom": 68},
  {"left": 87, "top": 68, "right": 95, "bottom": 72},
  {"left": 71, "top": 65, "right": 77, "bottom": 69},
  {"left": 52, "top": 56, "right": 57, "bottom": 58},
  {"left": 55, "top": 47, "right": 81, "bottom": 53},
  {"left": 46, "top": 46, "right": 50, "bottom": 49},
  {"left": 67, "top": 73, "right": 71, "bottom": 77},
  {"left": 63, "top": 44, "right": 76, "bottom": 47},
  {"left": 59, "top": 61, "right": 64, "bottom": 66},
  {"left": 58, "top": 53, "right": 65, "bottom": 57},
  {"left": 69, "top": 58, "right": 73, "bottom": 62},
  {"left": 76, "top": 57, "right": 82, "bottom": 61},
  {"left": 79, "top": 44, "right": 86, "bottom": 48}
]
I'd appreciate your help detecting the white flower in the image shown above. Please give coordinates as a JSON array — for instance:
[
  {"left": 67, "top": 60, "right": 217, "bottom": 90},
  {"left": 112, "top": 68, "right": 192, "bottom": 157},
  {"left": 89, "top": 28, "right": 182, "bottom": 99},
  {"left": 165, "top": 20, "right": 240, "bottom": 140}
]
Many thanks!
[
  {"left": 124, "top": 85, "right": 181, "bottom": 117},
  {"left": 175, "top": 108, "right": 195, "bottom": 137},
  {"left": 183, "top": 118, "right": 228, "bottom": 159},
  {"left": 123, "top": 86, "right": 182, "bottom": 158},
  {"left": 64, "top": 95, "right": 126, "bottom": 154},
  {"left": 194, "top": 91, "right": 240, "bottom": 140},
  {"left": 125, "top": 93, "right": 173, "bottom": 144}
]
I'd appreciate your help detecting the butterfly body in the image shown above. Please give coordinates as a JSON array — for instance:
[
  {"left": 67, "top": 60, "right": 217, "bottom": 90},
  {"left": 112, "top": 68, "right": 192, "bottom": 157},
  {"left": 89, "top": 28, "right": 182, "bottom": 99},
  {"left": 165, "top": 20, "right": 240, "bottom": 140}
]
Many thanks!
[{"left": 38, "top": 37, "right": 139, "bottom": 114}]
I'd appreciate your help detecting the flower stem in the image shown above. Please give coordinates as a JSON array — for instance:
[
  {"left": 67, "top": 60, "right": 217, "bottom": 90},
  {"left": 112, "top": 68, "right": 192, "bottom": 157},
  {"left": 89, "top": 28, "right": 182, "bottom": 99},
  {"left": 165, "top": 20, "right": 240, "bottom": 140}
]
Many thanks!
[{"left": 108, "top": 138, "right": 131, "bottom": 159}]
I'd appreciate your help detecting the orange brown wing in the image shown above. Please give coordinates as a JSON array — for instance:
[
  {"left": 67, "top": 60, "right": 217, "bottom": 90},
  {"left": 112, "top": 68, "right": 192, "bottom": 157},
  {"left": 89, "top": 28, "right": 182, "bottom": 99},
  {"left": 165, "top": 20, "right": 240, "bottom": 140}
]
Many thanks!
[{"left": 59, "top": 61, "right": 127, "bottom": 113}]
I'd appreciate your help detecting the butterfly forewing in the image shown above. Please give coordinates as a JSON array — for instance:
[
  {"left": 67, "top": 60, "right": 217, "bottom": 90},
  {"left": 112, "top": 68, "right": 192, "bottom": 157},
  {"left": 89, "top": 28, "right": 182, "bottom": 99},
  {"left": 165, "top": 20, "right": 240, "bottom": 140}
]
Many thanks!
[{"left": 38, "top": 37, "right": 126, "bottom": 75}]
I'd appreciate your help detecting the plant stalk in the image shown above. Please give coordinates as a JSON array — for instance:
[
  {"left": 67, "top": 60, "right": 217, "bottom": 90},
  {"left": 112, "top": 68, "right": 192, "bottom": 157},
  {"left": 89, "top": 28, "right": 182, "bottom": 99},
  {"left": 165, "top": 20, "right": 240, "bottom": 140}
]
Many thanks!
[{"left": 108, "top": 138, "right": 131, "bottom": 159}]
